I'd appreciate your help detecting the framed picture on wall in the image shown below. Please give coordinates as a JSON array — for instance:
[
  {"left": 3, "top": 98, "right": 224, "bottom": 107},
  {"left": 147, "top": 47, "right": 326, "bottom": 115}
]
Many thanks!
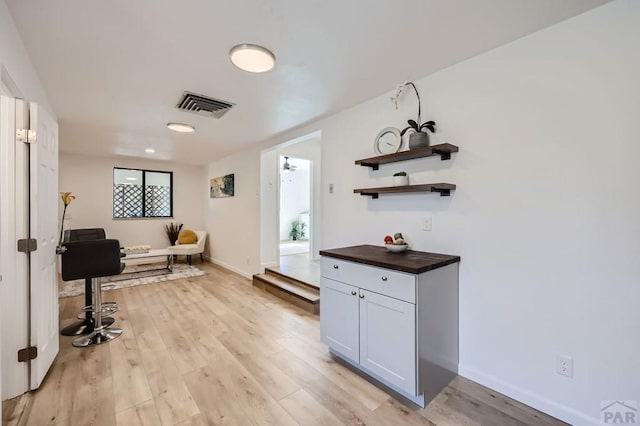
[{"left": 210, "top": 173, "right": 235, "bottom": 198}]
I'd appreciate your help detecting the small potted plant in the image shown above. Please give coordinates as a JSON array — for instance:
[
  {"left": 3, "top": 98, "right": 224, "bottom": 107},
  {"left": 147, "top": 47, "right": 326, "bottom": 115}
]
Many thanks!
[
  {"left": 391, "top": 81, "right": 437, "bottom": 149},
  {"left": 401, "top": 119, "right": 435, "bottom": 149},
  {"left": 289, "top": 220, "right": 307, "bottom": 240},
  {"left": 393, "top": 171, "right": 409, "bottom": 186}
]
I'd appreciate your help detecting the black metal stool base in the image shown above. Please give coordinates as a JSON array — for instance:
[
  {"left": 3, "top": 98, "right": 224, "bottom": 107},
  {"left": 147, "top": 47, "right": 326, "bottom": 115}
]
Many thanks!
[
  {"left": 76, "top": 304, "right": 118, "bottom": 320},
  {"left": 72, "top": 327, "right": 123, "bottom": 347},
  {"left": 61, "top": 317, "right": 115, "bottom": 336},
  {"left": 72, "top": 277, "right": 123, "bottom": 347}
]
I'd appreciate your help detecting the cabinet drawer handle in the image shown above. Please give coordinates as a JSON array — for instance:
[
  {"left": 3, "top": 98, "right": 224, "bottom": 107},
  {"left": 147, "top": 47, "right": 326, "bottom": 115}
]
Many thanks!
[
  {"left": 351, "top": 291, "right": 357, "bottom": 296},
  {"left": 359, "top": 294, "right": 365, "bottom": 299},
  {"left": 381, "top": 276, "right": 388, "bottom": 282},
  {"left": 333, "top": 264, "right": 339, "bottom": 269}
]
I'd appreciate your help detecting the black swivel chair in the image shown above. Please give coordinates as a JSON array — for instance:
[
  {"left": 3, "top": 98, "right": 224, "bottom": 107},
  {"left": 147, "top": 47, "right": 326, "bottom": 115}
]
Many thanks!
[
  {"left": 63, "top": 228, "right": 106, "bottom": 242},
  {"left": 60, "top": 228, "right": 116, "bottom": 336},
  {"left": 61, "top": 236, "right": 125, "bottom": 347}
]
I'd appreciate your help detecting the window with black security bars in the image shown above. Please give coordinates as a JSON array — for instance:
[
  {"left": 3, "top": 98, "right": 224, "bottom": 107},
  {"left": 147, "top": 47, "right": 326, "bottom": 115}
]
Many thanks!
[
  {"left": 113, "top": 184, "right": 143, "bottom": 218},
  {"left": 145, "top": 185, "right": 171, "bottom": 217},
  {"left": 113, "top": 168, "right": 173, "bottom": 218}
]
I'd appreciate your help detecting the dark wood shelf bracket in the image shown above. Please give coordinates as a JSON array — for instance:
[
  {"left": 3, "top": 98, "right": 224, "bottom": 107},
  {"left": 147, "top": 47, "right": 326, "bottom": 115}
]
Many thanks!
[
  {"left": 431, "top": 148, "right": 452, "bottom": 161},
  {"left": 361, "top": 162, "right": 380, "bottom": 171},
  {"left": 430, "top": 187, "right": 451, "bottom": 196}
]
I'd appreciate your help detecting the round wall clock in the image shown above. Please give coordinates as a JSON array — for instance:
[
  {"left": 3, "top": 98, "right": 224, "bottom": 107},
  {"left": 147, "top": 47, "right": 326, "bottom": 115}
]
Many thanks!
[{"left": 374, "top": 127, "right": 402, "bottom": 155}]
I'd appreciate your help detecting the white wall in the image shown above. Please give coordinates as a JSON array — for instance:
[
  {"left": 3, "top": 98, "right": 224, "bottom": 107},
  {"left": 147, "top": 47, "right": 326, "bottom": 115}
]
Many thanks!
[
  {"left": 260, "top": 148, "right": 279, "bottom": 269},
  {"left": 209, "top": 1, "right": 640, "bottom": 423},
  {"left": 59, "top": 152, "right": 205, "bottom": 249},
  {"left": 205, "top": 151, "right": 261, "bottom": 278},
  {"left": 0, "top": 1, "right": 53, "bottom": 114}
]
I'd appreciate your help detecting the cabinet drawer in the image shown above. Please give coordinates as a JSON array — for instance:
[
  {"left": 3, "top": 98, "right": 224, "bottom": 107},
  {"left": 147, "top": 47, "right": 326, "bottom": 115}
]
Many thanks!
[
  {"left": 321, "top": 257, "right": 354, "bottom": 282},
  {"left": 321, "top": 258, "right": 416, "bottom": 303}
]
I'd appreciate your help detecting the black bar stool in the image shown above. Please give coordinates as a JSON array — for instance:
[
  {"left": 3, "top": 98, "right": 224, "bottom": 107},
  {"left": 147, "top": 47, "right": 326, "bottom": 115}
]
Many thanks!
[
  {"left": 61, "top": 238, "right": 125, "bottom": 347},
  {"left": 60, "top": 228, "right": 116, "bottom": 336}
]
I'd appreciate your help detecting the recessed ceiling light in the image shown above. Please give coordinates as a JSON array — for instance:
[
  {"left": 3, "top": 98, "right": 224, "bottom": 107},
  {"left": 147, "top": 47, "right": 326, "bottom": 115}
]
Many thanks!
[
  {"left": 145, "top": 148, "right": 156, "bottom": 154},
  {"left": 167, "top": 122, "right": 195, "bottom": 133},
  {"left": 229, "top": 44, "right": 275, "bottom": 73},
  {"left": 126, "top": 177, "right": 137, "bottom": 181}
]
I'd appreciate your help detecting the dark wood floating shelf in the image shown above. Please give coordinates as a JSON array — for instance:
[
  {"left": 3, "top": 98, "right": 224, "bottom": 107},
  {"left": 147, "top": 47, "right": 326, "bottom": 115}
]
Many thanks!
[
  {"left": 353, "top": 183, "right": 456, "bottom": 198},
  {"left": 355, "top": 143, "right": 459, "bottom": 170}
]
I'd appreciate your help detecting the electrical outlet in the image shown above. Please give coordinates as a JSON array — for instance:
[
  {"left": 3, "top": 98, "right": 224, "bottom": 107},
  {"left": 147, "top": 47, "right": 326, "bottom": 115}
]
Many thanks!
[
  {"left": 329, "top": 184, "right": 334, "bottom": 194},
  {"left": 422, "top": 217, "right": 432, "bottom": 231},
  {"left": 556, "top": 355, "right": 573, "bottom": 378}
]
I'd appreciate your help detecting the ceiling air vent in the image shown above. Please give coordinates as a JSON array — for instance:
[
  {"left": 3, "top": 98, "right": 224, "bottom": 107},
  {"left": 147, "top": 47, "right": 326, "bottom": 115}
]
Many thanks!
[{"left": 176, "top": 91, "right": 235, "bottom": 119}]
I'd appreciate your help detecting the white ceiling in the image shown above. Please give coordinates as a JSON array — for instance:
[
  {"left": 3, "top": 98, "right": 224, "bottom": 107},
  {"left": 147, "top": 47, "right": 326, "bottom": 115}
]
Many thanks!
[{"left": 7, "top": 0, "right": 609, "bottom": 165}]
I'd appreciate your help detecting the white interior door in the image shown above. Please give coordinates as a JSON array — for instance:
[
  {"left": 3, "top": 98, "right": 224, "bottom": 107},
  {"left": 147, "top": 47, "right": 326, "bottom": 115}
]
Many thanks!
[
  {"left": 0, "top": 96, "right": 29, "bottom": 400},
  {"left": 28, "top": 102, "right": 59, "bottom": 389}
]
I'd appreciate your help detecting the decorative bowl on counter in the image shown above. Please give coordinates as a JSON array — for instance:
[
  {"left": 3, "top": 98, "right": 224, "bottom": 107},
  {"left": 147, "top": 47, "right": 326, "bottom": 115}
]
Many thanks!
[{"left": 385, "top": 243, "right": 408, "bottom": 253}]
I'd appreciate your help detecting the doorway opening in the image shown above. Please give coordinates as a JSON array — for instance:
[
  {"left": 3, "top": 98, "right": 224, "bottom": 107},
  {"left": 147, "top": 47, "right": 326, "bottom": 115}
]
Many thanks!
[
  {"left": 279, "top": 156, "right": 310, "bottom": 257},
  {"left": 259, "top": 130, "right": 321, "bottom": 287}
]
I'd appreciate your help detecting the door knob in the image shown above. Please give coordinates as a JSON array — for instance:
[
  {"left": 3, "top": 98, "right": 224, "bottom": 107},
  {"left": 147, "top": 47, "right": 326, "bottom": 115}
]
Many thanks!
[
  {"left": 381, "top": 276, "right": 388, "bottom": 282},
  {"left": 359, "top": 294, "right": 365, "bottom": 299},
  {"left": 351, "top": 291, "right": 357, "bottom": 296},
  {"left": 333, "top": 264, "right": 339, "bottom": 269}
]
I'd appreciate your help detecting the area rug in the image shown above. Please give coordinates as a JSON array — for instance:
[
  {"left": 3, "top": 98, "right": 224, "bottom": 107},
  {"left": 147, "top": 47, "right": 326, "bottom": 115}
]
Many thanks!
[{"left": 59, "top": 264, "right": 206, "bottom": 299}]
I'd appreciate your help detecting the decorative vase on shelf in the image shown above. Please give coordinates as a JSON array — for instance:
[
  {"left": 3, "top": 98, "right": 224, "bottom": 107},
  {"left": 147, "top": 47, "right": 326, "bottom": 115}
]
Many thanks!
[
  {"left": 393, "top": 175, "right": 409, "bottom": 186},
  {"left": 391, "top": 81, "right": 436, "bottom": 151},
  {"left": 409, "top": 132, "right": 430, "bottom": 150}
]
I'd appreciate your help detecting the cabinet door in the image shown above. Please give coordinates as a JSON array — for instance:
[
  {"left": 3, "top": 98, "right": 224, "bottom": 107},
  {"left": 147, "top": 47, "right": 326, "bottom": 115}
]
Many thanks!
[
  {"left": 359, "top": 289, "right": 416, "bottom": 395},
  {"left": 320, "top": 278, "right": 359, "bottom": 363}
]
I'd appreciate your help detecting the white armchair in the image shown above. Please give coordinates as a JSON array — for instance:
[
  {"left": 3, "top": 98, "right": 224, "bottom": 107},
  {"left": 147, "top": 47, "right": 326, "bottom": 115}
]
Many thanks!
[{"left": 169, "top": 230, "right": 207, "bottom": 265}]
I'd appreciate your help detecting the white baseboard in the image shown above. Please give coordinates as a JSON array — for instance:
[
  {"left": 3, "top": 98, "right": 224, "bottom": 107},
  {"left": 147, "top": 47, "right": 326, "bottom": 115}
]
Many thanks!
[
  {"left": 458, "top": 365, "right": 599, "bottom": 426},
  {"left": 261, "top": 261, "right": 278, "bottom": 271},
  {"left": 208, "top": 257, "right": 252, "bottom": 280}
]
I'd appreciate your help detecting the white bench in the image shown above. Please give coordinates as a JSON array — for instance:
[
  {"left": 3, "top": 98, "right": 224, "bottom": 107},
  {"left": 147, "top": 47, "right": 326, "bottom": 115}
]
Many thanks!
[{"left": 122, "top": 248, "right": 174, "bottom": 272}]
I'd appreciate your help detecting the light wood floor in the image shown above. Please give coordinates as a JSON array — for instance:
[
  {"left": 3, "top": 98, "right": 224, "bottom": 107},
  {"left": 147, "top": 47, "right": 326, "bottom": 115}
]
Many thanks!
[
  {"left": 274, "top": 253, "right": 321, "bottom": 287},
  {"left": 3, "top": 263, "right": 565, "bottom": 426}
]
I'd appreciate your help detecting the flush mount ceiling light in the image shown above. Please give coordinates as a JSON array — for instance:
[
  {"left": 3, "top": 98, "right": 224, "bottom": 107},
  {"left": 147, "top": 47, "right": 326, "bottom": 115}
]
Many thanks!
[
  {"left": 166, "top": 122, "right": 195, "bottom": 133},
  {"left": 229, "top": 44, "right": 275, "bottom": 73},
  {"left": 145, "top": 148, "right": 155, "bottom": 154}
]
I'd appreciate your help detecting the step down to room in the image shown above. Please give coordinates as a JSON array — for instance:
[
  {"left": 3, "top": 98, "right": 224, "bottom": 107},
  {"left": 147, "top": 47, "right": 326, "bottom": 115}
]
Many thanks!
[
  {"left": 252, "top": 269, "right": 319, "bottom": 314},
  {"left": 263, "top": 267, "right": 319, "bottom": 291}
]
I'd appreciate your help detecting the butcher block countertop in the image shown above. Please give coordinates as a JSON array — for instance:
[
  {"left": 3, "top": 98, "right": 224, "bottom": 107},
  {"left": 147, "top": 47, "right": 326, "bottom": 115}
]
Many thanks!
[{"left": 319, "top": 244, "right": 460, "bottom": 275}]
